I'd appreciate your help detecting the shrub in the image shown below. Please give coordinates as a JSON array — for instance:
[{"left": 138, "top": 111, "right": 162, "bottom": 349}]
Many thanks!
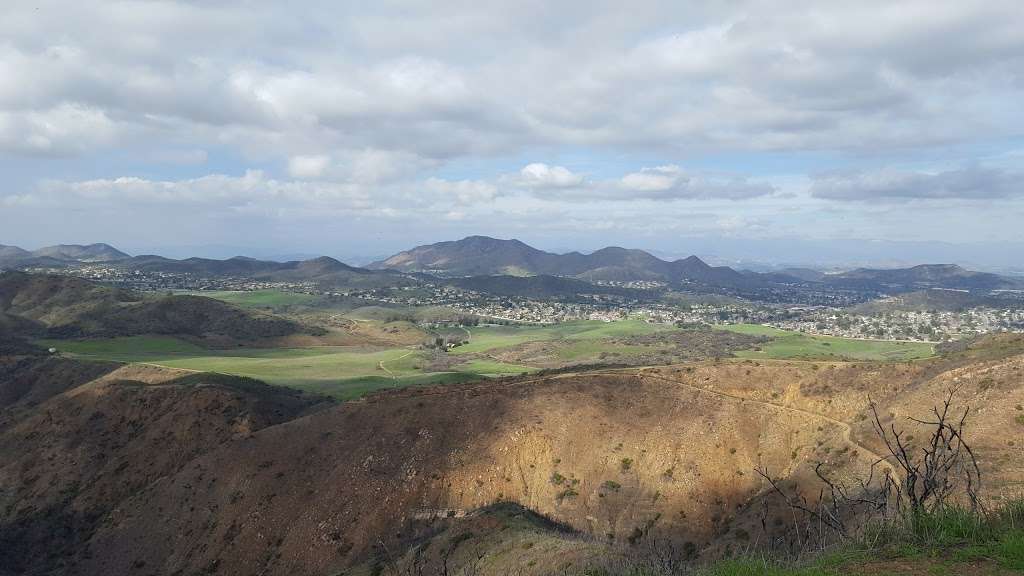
[
  {"left": 602, "top": 480, "right": 621, "bottom": 492},
  {"left": 555, "top": 487, "right": 578, "bottom": 503},
  {"left": 620, "top": 458, "right": 633, "bottom": 472}
]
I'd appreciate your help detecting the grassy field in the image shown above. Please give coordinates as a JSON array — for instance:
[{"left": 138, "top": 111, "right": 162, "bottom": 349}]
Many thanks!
[
  {"left": 183, "top": 289, "right": 321, "bottom": 308},
  {"left": 39, "top": 320, "right": 937, "bottom": 399},
  {"left": 450, "top": 320, "right": 674, "bottom": 355},
  {"left": 717, "top": 324, "right": 935, "bottom": 361},
  {"left": 40, "top": 335, "right": 532, "bottom": 400}
]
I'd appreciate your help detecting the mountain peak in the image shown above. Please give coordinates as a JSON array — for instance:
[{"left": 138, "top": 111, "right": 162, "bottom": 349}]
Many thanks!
[
  {"left": 32, "top": 243, "right": 131, "bottom": 262},
  {"left": 454, "top": 235, "right": 531, "bottom": 249},
  {"left": 677, "top": 255, "right": 710, "bottom": 267},
  {"left": 368, "top": 236, "right": 753, "bottom": 286}
]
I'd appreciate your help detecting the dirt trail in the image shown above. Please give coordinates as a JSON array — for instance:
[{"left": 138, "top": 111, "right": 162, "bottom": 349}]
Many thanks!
[
  {"left": 633, "top": 368, "right": 901, "bottom": 482},
  {"left": 387, "top": 364, "right": 901, "bottom": 483},
  {"left": 378, "top": 349, "right": 416, "bottom": 378}
]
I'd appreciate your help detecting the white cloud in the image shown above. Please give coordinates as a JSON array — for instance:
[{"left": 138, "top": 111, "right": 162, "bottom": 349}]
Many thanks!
[
  {"left": 0, "top": 103, "right": 117, "bottom": 156},
  {"left": 618, "top": 165, "right": 776, "bottom": 200},
  {"left": 620, "top": 165, "right": 684, "bottom": 192},
  {"left": 518, "top": 163, "right": 585, "bottom": 188},
  {"left": 287, "top": 155, "right": 331, "bottom": 179},
  {"left": 2, "top": 1, "right": 1024, "bottom": 249},
  {"left": 2, "top": 1, "right": 1022, "bottom": 162},
  {"left": 17, "top": 172, "right": 507, "bottom": 221}
]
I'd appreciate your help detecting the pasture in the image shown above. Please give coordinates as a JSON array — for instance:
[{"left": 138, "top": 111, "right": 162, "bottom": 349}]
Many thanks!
[
  {"left": 40, "top": 320, "right": 936, "bottom": 400},
  {"left": 717, "top": 324, "right": 935, "bottom": 361},
  {"left": 41, "top": 335, "right": 531, "bottom": 400},
  {"left": 449, "top": 319, "right": 675, "bottom": 355}
]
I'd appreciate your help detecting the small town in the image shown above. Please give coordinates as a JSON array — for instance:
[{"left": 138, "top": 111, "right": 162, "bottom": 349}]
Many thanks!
[{"left": 25, "top": 263, "right": 1024, "bottom": 343}]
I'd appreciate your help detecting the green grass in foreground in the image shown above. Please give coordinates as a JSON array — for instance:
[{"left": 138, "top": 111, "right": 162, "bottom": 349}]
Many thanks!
[
  {"left": 696, "top": 504, "right": 1024, "bottom": 576},
  {"left": 38, "top": 335, "right": 532, "bottom": 400},
  {"left": 717, "top": 324, "right": 935, "bottom": 361}
]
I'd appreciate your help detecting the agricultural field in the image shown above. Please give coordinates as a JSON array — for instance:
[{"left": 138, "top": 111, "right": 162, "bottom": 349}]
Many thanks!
[
  {"left": 717, "top": 323, "right": 935, "bottom": 361},
  {"left": 448, "top": 319, "right": 675, "bottom": 355},
  {"left": 39, "top": 320, "right": 936, "bottom": 401},
  {"left": 39, "top": 335, "right": 532, "bottom": 400}
]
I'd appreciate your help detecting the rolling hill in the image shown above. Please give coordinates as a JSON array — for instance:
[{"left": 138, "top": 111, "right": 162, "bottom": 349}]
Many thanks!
[
  {"left": 98, "top": 253, "right": 413, "bottom": 290},
  {"left": 0, "top": 271, "right": 317, "bottom": 342},
  {"left": 0, "top": 242, "right": 416, "bottom": 291},
  {"left": 31, "top": 243, "right": 130, "bottom": 262},
  {"left": 824, "top": 263, "right": 1014, "bottom": 292},
  {"left": 0, "top": 362, "right": 330, "bottom": 574},
  {"left": 0, "top": 243, "right": 130, "bottom": 269}
]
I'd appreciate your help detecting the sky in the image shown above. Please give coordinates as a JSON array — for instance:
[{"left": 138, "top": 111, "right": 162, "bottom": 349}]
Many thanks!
[{"left": 2, "top": 0, "right": 1023, "bottom": 267}]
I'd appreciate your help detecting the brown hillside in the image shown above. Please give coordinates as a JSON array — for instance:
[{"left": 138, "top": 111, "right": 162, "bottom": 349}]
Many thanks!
[
  {"left": 2, "top": 337, "right": 1022, "bottom": 575},
  {"left": 0, "top": 271, "right": 318, "bottom": 342},
  {"left": 0, "top": 364, "right": 331, "bottom": 575},
  {"left": 0, "top": 356, "right": 120, "bottom": 413},
  {"left": 72, "top": 367, "right": 942, "bottom": 575}
]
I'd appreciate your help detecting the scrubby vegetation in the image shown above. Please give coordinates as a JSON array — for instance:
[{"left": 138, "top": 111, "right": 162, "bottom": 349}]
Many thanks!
[{"left": 669, "top": 501, "right": 1024, "bottom": 575}]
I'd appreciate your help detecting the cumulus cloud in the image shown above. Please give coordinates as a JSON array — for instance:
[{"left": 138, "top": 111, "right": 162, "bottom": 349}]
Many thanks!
[
  {"left": 620, "top": 165, "right": 686, "bottom": 192},
  {"left": 2, "top": 1, "right": 1023, "bottom": 162},
  {"left": 5, "top": 171, "right": 512, "bottom": 224},
  {"left": 518, "top": 163, "right": 585, "bottom": 188},
  {"left": 810, "top": 166, "right": 1022, "bottom": 201},
  {"left": 0, "top": 104, "right": 117, "bottom": 156},
  {"left": 618, "top": 165, "right": 776, "bottom": 200},
  {"left": 2, "top": 1, "right": 1024, "bottom": 249}
]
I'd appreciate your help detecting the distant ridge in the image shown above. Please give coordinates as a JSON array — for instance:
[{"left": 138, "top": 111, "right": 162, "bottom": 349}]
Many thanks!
[
  {"left": 0, "top": 243, "right": 130, "bottom": 268},
  {"left": 825, "top": 264, "right": 1009, "bottom": 292},
  {"left": 31, "top": 243, "right": 130, "bottom": 262},
  {"left": 370, "top": 236, "right": 1024, "bottom": 293},
  {"left": 1, "top": 238, "right": 1018, "bottom": 294},
  {"left": 370, "top": 236, "right": 750, "bottom": 286}
]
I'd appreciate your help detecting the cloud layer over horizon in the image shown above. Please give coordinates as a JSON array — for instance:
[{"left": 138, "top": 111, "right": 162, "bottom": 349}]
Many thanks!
[{"left": 2, "top": 0, "right": 1023, "bottom": 261}]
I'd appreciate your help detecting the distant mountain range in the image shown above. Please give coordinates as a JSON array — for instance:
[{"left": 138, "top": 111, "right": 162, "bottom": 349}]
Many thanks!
[
  {"left": 0, "top": 245, "right": 410, "bottom": 290},
  {"left": 0, "top": 243, "right": 130, "bottom": 267},
  {"left": 370, "top": 235, "right": 748, "bottom": 287},
  {"left": 370, "top": 236, "right": 1020, "bottom": 293},
  {"left": 2, "top": 238, "right": 1019, "bottom": 297},
  {"left": 823, "top": 264, "right": 1011, "bottom": 293}
]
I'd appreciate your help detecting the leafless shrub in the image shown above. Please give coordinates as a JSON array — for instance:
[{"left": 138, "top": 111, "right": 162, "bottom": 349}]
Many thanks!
[{"left": 755, "top": 387, "right": 982, "bottom": 556}]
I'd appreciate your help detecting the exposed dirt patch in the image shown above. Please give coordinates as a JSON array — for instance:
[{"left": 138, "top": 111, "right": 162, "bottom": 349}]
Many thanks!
[{"left": 481, "top": 328, "right": 765, "bottom": 370}]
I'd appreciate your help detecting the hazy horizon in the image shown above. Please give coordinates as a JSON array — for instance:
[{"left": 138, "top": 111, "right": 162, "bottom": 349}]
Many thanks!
[{"left": 5, "top": 235, "right": 1024, "bottom": 274}]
